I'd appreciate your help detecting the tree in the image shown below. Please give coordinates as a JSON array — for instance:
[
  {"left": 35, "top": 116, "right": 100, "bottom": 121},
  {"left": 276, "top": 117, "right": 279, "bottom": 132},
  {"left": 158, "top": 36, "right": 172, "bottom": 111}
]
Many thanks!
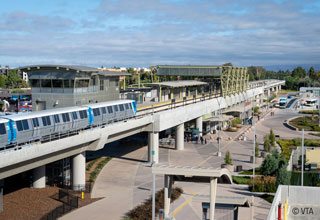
[
  {"left": 269, "top": 129, "right": 275, "bottom": 147},
  {"left": 276, "top": 166, "right": 291, "bottom": 186},
  {"left": 224, "top": 150, "right": 232, "bottom": 165},
  {"left": 260, "top": 154, "right": 278, "bottom": 176},
  {"left": 292, "top": 66, "right": 306, "bottom": 79},
  {"left": 255, "top": 142, "right": 260, "bottom": 157},
  {"left": 0, "top": 75, "right": 7, "bottom": 88},
  {"left": 309, "top": 66, "right": 316, "bottom": 80},
  {"left": 7, "top": 70, "right": 22, "bottom": 89},
  {"left": 264, "top": 135, "right": 270, "bottom": 152}
]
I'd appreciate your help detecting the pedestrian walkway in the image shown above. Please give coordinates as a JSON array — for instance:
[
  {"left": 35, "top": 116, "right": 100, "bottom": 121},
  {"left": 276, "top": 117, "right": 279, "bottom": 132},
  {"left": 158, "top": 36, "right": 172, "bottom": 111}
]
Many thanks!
[{"left": 62, "top": 108, "right": 307, "bottom": 220}]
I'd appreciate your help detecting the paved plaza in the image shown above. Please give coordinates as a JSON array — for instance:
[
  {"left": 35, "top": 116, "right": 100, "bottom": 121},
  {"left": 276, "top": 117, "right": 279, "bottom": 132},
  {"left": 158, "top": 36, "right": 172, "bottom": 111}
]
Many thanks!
[{"left": 62, "top": 106, "right": 316, "bottom": 220}]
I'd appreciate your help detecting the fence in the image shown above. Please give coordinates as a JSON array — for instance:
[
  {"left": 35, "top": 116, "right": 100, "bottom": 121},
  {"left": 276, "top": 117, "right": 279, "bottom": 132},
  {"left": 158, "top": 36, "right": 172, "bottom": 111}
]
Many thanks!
[{"left": 41, "top": 189, "right": 79, "bottom": 220}]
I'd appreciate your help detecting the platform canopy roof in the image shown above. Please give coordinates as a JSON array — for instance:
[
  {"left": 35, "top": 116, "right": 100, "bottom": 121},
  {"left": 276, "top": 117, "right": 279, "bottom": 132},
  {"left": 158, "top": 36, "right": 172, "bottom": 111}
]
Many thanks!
[
  {"left": 18, "top": 64, "right": 130, "bottom": 76},
  {"left": 156, "top": 65, "right": 249, "bottom": 97},
  {"left": 144, "top": 80, "right": 207, "bottom": 88}
]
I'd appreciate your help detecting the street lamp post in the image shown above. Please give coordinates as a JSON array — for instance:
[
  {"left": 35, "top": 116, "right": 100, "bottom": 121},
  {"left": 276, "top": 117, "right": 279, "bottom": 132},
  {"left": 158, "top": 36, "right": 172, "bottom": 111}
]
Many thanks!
[
  {"left": 217, "top": 97, "right": 222, "bottom": 157},
  {"left": 252, "top": 91, "right": 256, "bottom": 188}
]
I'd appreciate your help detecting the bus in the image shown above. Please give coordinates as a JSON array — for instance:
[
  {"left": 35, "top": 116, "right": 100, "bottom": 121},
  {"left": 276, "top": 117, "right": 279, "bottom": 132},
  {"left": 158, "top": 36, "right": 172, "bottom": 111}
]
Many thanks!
[
  {"left": 305, "top": 99, "right": 318, "bottom": 106},
  {"left": 279, "top": 97, "right": 287, "bottom": 109}
]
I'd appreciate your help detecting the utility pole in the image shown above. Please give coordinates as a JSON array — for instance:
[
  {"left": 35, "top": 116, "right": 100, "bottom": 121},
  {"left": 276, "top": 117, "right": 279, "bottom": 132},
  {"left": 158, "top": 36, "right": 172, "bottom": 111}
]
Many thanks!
[
  {"left": 252, "top": 91, "right": 256, "bottom": 188},
  {"left": 301, "top": 129, "right": 304, "bottom": 186}
]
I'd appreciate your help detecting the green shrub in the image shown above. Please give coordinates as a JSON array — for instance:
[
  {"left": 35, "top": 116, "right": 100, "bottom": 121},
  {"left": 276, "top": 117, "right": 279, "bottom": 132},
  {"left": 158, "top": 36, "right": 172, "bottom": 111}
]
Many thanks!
[
  {"left": 264, "top": 135, "right": 270, "bottom": 152},
  {"left": 269, "top": 129, "right": 275, "bottom": 147},
  {"left": 232, "top": 176, "right": 251, "bottom": 184},
  {"left": 249, "top": 176, "right": 277, "bottom": 193},
  {"left": 268, "top": 94, "right": 277, "bottom": 102},
  {"left": 276, "top": 166, "right": 291, "bottom": 186},
  {"left": 126, "top": 187, "right": 183, "bottom": 220},
  {"left": 254, "top": 106, "right": 259, "bottom": 113},
  {"left": 89, "top": 157, "right": 111, "bottom": 182},
  {"left": 260, "top": 194, "right": 274, "bottom": 203},
  {"left": 86, "top": 158, "right": 99, "bottom": 171},
  {"left": 260, "top": 155, "right": 278, "bottom": 176},
  {"left": 255, "top": 142, "right": 260, "bottom": 157},
  {"left": 224, "top": 150, "right": 232, "bottom": 165},
  {"left": 299, "top": 110, "right": 318, "bottom": 114},
  {"left": 239, "top": 168, "right": 261, "bottom": 175}
]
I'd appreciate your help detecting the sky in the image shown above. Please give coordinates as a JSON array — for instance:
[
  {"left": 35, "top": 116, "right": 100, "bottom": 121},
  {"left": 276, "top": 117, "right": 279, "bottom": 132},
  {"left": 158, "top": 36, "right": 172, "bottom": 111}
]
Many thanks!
[{"left": 0, "top": 0, "right": 320, "bottom": 69}]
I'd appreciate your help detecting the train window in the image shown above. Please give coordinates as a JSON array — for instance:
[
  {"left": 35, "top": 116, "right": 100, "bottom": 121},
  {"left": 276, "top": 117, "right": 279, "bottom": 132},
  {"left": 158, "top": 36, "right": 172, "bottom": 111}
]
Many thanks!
[
  {"left": 62, "top": 113, "right": 70, "bottom": 122},
  {"left": 79, "top": 111, "right": 84, "bottom": 119},
  {"left": 32, "top": 118, "right": 39, "bottom": 127},
  {"left": 119, "top": 104, "right": 124, "bottom": 111},
  {"left": 72, "top": 112, "right": 78, "bottom": 120},
  {"left": 22, "top": 120, "right": 29, "bottom": 130},
  {"left": 66, "top": 113, "right": 70, "bottom": 121},
  {"left": 46, "top": 116, "right": 51, "bottom": 125},
  {"left": 42, "top": 117, "right": 47, "bottom": 126},
  {"left": 94, "top": 108, "right": 100, "bottom": 116},
  {"left": 0, "top": 123, "right": 5, "bottom": 135},
  {"left": 101, "top": 107, "right": 106, "bottom": 114},
  {"left": 113, "top": 105, "right": 119, "bottom": 112},
  {"left": 54, "top": 115, "right": 60, "bottom": 123},
  {"left": 125, "top": 104, "right": 129, "bottom": 110},
  {"left": 0, "top": 123, "right": 6, "bottom": 135},
  {"left": 128, "top": 103, "right": 132, "bottom": 109},
  {"left": 107, "top": 106, "right": 113, "bottom": 113},
  {"left": 16, "top": 121, "right": 23, "bottom": 131},
  {"left": 82, "top": 110, "right": 88, "bottom": 118}
]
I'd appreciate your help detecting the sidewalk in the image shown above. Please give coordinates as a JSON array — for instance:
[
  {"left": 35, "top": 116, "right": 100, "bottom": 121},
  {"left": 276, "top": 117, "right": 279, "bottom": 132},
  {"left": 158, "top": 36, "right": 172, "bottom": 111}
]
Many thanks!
[{"left": 61, "top": 111, "right": 274, "bottom": 220}]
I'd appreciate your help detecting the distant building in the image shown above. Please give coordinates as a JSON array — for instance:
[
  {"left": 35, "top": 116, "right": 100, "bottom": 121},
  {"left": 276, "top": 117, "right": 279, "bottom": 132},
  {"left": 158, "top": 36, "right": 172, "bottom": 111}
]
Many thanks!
[{"left": 19, "top": 65, "right": 130, "bottom": 111}]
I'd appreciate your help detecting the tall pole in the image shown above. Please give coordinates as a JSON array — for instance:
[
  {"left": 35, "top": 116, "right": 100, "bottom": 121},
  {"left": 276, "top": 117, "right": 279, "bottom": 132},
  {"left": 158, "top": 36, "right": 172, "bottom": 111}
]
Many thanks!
[
  {"left": 151, "top": 108, "right": 156, "bottom": 220},
  {"left": 318, "top": 95, "right": 320, "bottom": 126},
  {"left": 301, "top": 129, "right": 304, "bottom": 186},
  {"left": 217, "top": 98, "right": 222, "bottom": 157},
  {"left": 252, "top": 91, "right": 256, "bottom": 188}
]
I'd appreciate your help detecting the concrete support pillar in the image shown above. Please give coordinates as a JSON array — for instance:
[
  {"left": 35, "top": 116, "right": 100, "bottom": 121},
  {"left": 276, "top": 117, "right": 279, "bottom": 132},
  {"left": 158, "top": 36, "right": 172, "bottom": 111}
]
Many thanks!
[
  {"left": 170, "top": 88, "right": 174, "bottom": 99},
  {"left": 275, "top": 86, "right": 278, "bottom": 94},
  {"left": 164, "top": 175, "right": 173, "bottom": 218},
  {"left": 175, "top": 123, "right": 184, "bottom": 150},
  {"left": 179, "top": 88, "right": 182, "bottom": 99},
  {"left": 267, "top": 89, "right": 270, "bottom": 98},
  {"left": 33, "top": 165, "right": 46, "bottom": 188},
  {"left": 159, "top": 86, "right": 162, "bottom": 102},
  {"left": 196, "top": 116, "right": 203, "bottom": 135},
  {"left": 210, "top": 177, "right": 218, "bottom": 220},
  {"left": 148, "top": 132, "right": 159, "bottom": 164},
  {"left": 72, "top": 152, "right": 86, "bottom": 191},
  {"left": 188, "top": 88, "right": 191, "bottom": 97}
]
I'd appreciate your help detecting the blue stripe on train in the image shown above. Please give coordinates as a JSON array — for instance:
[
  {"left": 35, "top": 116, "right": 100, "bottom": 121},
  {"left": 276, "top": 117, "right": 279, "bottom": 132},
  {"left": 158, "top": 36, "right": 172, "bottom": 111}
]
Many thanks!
[
  {"left": 7, "top": 122, "right": 11, "bottom": 143},
  {"left": 132, "top": 101, "right": 137, "bottom": 115},
  {"left": 88, "top": 108, "right": 94, "bottom": 125}
]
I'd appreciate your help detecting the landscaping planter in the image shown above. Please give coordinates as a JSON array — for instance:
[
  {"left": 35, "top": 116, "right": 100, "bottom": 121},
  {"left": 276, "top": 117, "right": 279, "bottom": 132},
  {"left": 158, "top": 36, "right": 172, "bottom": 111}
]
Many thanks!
[
  {"left": 221, "top": 164, "right": 234, "bottom": 172},
  {"left": 250, "top": 156, "right": 264, "bottom": 164},
  {"left": 261, "top": 151, "right": 270, "bottom": 158}
]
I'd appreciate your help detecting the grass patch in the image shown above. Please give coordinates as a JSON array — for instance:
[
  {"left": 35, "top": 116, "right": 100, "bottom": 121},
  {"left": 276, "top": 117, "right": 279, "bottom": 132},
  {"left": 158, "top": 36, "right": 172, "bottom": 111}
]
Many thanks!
[
  {"left": 126, "top": 187, "right": 183, "bottom": 220},
  {"left": 239, "top": 168, "right": 261, "bottom": 175},
  {"left": 289, "top": 116, "right": 320, "bottom": 131},
  {"left": 309, "top": 133, "right": 320, "bottom": 137},
  {"left": 89, "top": 157, "right": 111, "bottom": 182},
  {"left": 260, "top": 194, "right": 274, "bottom": 203},
  {"left": 299, "top": 110, "right": 319, "bottom": 114},
  {"left": 232, "top": 176, "right": 251, "bottom": 184}
]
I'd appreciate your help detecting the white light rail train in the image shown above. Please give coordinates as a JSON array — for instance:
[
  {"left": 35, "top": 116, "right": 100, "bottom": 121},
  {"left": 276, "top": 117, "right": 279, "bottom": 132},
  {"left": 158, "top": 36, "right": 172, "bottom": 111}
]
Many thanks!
[{"left": 0, "top": 100, "right": 137, "bottom": 152}]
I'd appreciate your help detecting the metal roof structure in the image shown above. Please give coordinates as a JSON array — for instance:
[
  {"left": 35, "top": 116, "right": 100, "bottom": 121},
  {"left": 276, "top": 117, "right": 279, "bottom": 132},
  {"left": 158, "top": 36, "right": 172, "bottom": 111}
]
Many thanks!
[
  {"left": 152, "top": 165, "right": 232, "bottom": 183},
  {"left": 156, "top": 65, "right": 249, "bottom": 97},
  {"left": 18, "top": 65, "right": 130, "bottom": 76},
  {"left": 144, "top": 80, "right": 207, "bottom": 88},
  {"left": 193, "top": 195, "right": 250, "bottom": 207}
]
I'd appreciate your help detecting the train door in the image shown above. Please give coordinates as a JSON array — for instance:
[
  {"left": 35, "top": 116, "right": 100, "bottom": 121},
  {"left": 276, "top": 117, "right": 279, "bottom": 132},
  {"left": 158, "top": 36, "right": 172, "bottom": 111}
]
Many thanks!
[
  {"left": 71, "top": 112, "right": 79, "bottom": 129},
  {"left": 32, "top": 118, "right": 41, "bottom": 138}
]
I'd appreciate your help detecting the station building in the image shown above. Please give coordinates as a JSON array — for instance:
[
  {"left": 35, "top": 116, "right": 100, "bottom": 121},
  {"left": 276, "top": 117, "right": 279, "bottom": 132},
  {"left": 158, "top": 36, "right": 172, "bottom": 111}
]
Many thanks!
[{"left": 19, "top": 65, "right": 130, "bottom": 111}]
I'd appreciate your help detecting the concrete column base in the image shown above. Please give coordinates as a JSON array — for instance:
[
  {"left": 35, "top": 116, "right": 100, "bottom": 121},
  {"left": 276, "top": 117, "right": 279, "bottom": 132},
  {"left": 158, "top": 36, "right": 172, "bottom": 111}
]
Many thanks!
[
  {"left": 175, "top": 123, "right": 184, "bottom": 150},
  {"left": 196, "top": 116, "right": 203, "bottom": 135},
  {"left": 148, "top": 132, "right": 159, "bottom": 164},
  {"left": 33, "top": 165, "right": 46, "bottom": 188},
  {"left": 72, "top": 152, "right": 86, "bottom": 191}
]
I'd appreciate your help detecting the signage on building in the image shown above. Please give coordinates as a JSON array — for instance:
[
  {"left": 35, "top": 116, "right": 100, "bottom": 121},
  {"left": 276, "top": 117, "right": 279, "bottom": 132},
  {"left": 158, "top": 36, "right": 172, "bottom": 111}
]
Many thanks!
[
  {"left": 245, "top": 101, "right": 251, "bottom": 106},
  {"left": 289, "top": 204, "right": 320, "bottom": 219}
]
